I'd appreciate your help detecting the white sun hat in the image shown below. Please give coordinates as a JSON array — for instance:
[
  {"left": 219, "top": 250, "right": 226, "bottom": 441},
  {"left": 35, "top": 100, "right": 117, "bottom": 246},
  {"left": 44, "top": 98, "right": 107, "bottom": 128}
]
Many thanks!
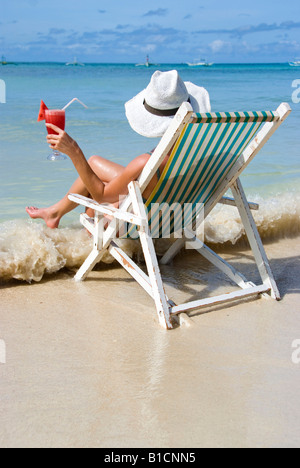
[{"left": 125, "top": 70, "right": 211, "bottom": 138}]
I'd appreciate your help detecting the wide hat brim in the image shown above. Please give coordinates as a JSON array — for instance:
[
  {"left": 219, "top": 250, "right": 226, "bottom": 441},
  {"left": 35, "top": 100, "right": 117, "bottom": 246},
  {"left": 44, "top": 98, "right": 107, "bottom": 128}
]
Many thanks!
[{"left": 125, "top": 81, "right": 211, "bottom": 138}]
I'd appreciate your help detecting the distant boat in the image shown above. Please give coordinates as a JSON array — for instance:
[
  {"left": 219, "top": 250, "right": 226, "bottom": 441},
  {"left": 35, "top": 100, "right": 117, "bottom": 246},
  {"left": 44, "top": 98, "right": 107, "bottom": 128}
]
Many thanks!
[
  {"left": 136, "top": 55, "right": 156, "bottom": 68},
  {"left": 289, "top": 61, "right": 300, "bottom": 67},
  {"left": 0, "top": 55, "right": 15, "bottom": 65},
  {"left": 66, "top": 57, "right": 85, "bottom": 67},
  {"left": 187, "top": 59, "right": 214, "bottom": 67}
]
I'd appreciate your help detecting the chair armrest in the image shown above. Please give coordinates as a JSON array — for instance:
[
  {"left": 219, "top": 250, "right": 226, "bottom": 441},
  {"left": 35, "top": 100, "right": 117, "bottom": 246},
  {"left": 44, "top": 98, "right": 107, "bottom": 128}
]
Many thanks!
[{"left": 68, "top": 193, "right": 147, "bottom": 227}]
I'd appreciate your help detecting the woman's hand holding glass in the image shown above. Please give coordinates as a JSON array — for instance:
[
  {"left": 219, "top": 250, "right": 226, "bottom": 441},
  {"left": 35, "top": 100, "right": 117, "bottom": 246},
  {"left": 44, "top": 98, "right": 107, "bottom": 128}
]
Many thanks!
[{"left": 46, "top": 123, "right": 78, "bottom": 157}]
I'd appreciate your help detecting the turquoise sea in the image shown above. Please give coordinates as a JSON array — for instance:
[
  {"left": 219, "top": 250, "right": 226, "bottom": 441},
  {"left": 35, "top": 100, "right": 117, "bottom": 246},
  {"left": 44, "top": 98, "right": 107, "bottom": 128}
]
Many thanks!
[{"left": 0, "top": 63, "right": 299, "bottom": 281}]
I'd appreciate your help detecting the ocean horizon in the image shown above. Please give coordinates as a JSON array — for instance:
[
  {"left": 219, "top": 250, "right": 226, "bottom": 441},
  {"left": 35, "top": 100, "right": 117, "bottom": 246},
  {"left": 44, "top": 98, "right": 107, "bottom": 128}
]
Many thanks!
[{"left": 0, "top": 61, "right": 296, "bottom": 64}]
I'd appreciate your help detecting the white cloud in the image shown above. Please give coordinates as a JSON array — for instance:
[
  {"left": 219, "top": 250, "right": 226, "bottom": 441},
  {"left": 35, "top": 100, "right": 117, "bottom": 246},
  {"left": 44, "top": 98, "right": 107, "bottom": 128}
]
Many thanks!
[
  {"left": 141, "top": 44, "right": 157, "bottom": 53},
  {"left": 143, "top": 9, "right": 168, "bottom": 17},
  {"left": 209, "top": 40, "right": 229, "bottom": 53}
]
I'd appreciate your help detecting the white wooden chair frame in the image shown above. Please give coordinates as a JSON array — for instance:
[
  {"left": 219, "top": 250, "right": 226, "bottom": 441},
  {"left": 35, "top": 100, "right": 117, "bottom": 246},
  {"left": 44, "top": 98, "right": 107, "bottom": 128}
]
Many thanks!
[{"left": 69, "top": 102, "right": 291, "bottom": 329}]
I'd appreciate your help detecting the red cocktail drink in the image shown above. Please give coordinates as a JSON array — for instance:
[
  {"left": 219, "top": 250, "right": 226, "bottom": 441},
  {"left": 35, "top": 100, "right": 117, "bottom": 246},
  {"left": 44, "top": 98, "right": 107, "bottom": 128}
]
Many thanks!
[
  {"left": 38, "top": 98, "right": 87, "bottom": 161},
  {"left": 45, "top": 109, "right": 65, "bottom": 134},
  {"left": 44, "top": 109, "right": 67, "bottom": 160}
]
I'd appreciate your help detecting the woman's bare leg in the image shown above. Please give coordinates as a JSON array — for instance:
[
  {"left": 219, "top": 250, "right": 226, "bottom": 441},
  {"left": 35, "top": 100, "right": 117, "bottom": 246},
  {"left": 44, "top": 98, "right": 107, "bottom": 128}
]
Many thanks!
[
  {"left": 88, "top": 155, "right": 124, "bottom": 182},
  {"left": 26, "top": 176, "right": 90, "bottom": 228},
  {"left": 84, "top": 156, "right": 125, "bottom": 218},
  {"left": 26, "top": 156, "right": 125, "bottom": 228}
]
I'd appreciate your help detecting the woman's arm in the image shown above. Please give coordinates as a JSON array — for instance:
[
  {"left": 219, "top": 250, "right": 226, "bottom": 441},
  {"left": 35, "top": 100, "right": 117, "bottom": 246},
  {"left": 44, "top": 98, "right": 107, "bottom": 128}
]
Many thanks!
[
  {"left": 46, "top": 123, "right": 150, "bottom": 204},
  {"left": 47, "top": 123, "right": 106, "bottom": 201}
]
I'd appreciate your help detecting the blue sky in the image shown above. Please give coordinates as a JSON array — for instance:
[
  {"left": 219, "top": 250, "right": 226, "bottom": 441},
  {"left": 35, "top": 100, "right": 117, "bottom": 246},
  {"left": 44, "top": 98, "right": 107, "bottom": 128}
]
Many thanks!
[{"left": 1, "top": 0, "right": 300, "bottom": 62}]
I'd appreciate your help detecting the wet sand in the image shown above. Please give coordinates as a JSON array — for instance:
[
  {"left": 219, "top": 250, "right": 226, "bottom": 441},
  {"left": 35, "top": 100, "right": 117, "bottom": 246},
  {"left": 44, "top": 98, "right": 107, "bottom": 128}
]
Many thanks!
[{"left": 0, "top": 236, "right": 300, "bottom": 448}]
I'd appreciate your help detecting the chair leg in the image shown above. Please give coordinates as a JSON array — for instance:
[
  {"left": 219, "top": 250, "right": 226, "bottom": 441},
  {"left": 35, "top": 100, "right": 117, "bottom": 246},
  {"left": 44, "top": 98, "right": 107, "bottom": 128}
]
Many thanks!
[
  {"left": 75, "top": 212, "right": 115, "bottom": 282},
  {"left": 74, "top": 248, "right": 106, "bottom": 281},
  {"left": 128, "top": 182, "right": 173, "bottom": 329},
  {"left": 139, "top": 227, "right": 174, "bottom": 329},
  {"left": 160, "top": 238, "right": 185, "bottom": 265},
  {"left": 231, "top": 178, "right": 280, "bottom": 300}
]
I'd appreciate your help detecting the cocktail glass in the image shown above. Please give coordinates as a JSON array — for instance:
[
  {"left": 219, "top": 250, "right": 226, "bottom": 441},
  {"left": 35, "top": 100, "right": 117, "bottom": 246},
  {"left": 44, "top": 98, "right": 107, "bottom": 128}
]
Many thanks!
[{"left": 45, "top": 109, "right": 67, "bottom": 161}]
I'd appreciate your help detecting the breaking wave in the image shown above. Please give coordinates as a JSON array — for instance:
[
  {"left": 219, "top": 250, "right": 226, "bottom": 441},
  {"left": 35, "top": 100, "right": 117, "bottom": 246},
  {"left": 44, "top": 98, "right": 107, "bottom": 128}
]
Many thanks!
[
  {"left": 0, "top": 192, "right": 300, "bottom": 282},
  {"left": 205, "top": 192, "right": 300, "bottom": 245}
]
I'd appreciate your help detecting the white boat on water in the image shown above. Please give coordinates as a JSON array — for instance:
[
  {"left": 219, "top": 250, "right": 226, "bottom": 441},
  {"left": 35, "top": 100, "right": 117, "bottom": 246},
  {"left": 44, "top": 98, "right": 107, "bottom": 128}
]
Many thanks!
[
  {"left": 187, "top": 59, "right": 214, "bottom": 67},
  {"left": 290, "top": 61, "right": 300, "bottom": 67},
  {"left": 135, "top": 55, "right": 157, "bottom": 68},
  {"left": 66, "top": 57, "right": 85, "bottom": 67}
]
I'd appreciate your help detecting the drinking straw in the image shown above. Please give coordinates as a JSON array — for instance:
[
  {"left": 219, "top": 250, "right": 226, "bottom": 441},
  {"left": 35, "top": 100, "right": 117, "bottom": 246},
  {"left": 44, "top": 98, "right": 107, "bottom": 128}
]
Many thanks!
[{"left": 62, "top": 98, "right": 88, "bottom": 111}]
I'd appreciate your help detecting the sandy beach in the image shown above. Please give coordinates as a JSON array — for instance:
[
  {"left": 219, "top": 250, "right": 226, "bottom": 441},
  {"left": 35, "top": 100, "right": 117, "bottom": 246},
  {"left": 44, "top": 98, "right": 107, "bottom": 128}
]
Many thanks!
[{"left": 0, "top": 235, "right": 299, "bottom": 448}]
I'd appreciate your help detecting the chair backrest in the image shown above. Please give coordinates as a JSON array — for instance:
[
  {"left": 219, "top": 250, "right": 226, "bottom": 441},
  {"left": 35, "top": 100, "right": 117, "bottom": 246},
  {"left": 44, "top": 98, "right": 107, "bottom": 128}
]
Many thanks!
[{"left": 122, "top": 110, "right": 280, "bottom": 239}]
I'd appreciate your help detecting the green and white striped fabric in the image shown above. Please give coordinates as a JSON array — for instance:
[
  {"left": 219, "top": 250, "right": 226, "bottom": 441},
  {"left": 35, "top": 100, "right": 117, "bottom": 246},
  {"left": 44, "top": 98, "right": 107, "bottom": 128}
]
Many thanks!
[{"left": 122, "top": 111, "right": 278, "bottom": 239}]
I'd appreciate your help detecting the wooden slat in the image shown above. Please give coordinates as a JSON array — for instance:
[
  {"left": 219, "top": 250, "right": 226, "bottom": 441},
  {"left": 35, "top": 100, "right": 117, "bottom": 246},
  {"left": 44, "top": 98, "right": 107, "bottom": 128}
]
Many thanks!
[
  {"left": 128, "top": 181, "right": 173, "bottom": 329},
  {"left": 160, "top": 238, "right": 185, "bottom": 265},
  {"left": 109, "top": 241, "right": 154, "bottom": 299},
  {"left": 74, "top": 248, "right": 106, "bottom": 282},
  {"left": 184, "top": 231, "right": 250, "bottom": 289},
  {"left": 80, "top": 213, "right": 95, "bottom": 235},
  {"left": 219, "top": 196, "right": 259, "bottom": 211},
  {"left": 190, "top": 111, "right": 279, "bottom": 124},
  {"left": 231, "top": 178, "right": 281, "bottom": 300},
  {"left": 69, "top": 193, "right": 145, "bottom": 227},
  {"left": 109, "top": 241, "right": 177, "bottom": 309},
  {"left": 171, "top": 284, "right": 270, "bottom": 315}
]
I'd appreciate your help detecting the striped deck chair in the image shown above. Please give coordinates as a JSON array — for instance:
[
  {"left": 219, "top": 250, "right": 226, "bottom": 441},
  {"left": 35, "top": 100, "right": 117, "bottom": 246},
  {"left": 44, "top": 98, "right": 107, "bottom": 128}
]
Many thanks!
[{"left": 69, "top": 101, "right": 291, "bottom": 329}]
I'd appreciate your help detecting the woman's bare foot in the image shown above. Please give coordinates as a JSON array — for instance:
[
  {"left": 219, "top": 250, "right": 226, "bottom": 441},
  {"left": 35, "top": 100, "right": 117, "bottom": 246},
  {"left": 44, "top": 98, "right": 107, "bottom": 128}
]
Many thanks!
[{"left": 25, "top": 206, "right": 61, "bottom": 229}]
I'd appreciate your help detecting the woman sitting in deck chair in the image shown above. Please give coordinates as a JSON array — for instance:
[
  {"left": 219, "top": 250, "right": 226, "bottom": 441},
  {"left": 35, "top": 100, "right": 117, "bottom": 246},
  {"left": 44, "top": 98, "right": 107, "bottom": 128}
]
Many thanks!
[{"left": 26, "top": 70, "right": 211, "bottom": 228}]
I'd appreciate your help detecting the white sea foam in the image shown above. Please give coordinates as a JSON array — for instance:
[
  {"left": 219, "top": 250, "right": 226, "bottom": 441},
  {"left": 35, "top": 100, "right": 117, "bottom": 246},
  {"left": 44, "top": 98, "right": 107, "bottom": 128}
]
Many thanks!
[
  {"left": 205, "top": 192, "right": 300, "bottom": 245},
  {"left": 0, "top": 221, "right": 89, "bottom": 282},
  {"left": 0, "top": 220, "right": 141, "bottom": 283},
  {"left": 0, "top": 193, "right": 299, "bottom": 282}
]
